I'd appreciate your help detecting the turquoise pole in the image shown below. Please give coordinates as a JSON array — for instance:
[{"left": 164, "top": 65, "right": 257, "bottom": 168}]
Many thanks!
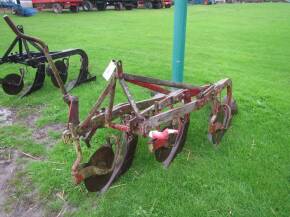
[{"left": 172, "top": 0, "right": 188, "bottom": 83}]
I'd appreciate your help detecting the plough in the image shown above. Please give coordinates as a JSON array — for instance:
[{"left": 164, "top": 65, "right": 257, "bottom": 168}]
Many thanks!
[
  {"left": 0, "top": 15, "right": 95, "bottom": 97},
  {"left": 59, "top": 60, "right": 238, "bottom": 193}
]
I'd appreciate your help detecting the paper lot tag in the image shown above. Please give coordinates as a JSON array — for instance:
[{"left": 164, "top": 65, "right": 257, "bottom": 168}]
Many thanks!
[{"left": 103, "top": 61, "right": 117, "bottom": 81}]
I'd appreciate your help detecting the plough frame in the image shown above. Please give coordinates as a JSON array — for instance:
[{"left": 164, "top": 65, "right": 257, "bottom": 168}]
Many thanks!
[
  {"left": 62, "top": 60, "right": 237, "bottom": 193},
  {"left": 0, "top": 15, "right": 96, "bottom": 97}
]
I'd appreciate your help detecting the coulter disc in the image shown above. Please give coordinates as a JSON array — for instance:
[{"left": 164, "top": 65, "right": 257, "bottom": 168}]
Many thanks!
[
  {"left": 208, "top": 104, "right": 231, "bottom": 145},
  {"left": 223, "top": 96, "right": 238, "bottom": 115},
  {"left": 2, "top": 73, "right": 24, "bottom": 95}
]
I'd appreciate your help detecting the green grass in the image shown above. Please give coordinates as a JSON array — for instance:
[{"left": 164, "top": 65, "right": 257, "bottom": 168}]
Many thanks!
[{"left": 1, "top": 3, "right": 290, "bottom": 217}]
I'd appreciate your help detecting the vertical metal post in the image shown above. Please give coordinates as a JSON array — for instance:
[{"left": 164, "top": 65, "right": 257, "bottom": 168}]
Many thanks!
[{"left": 172, "top": 0, "right": 188, "bottom": 83}]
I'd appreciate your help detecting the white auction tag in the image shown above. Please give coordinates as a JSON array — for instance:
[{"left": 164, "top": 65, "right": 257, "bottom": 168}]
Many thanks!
[{"left": 103, "top": 60, "right": 117, "bottom": 81}]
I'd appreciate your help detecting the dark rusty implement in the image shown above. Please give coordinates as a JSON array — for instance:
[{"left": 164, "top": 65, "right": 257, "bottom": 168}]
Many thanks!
[
  {"left": 0, "top": 15, "right": 95, "bottom": 97},
  {"left": 60, "top": 60, "right": 238, "bottom": 193}
]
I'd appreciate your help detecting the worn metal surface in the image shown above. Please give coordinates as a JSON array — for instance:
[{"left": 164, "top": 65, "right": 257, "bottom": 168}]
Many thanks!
[{"left": 61, "top": 60, "right": 237, "bottom": 193}]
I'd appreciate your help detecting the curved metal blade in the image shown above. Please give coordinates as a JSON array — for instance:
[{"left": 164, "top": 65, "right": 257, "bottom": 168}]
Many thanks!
[
  {"left": 84, "top": 134, "right": 138, "bottom": 193},
  {"left": 21, "top": 64, "right": 45, "bottom": 97},
  {"left": 50, "top": 60, "right": 68, "bottom": 88},
  {"left": 163, "top": 119, "right": 190, "bottom": 168},
  {"left": 100, "top": 134, "right": 138, "bottom": 193},
  {"left": 84, "top": 146, "right": 114, "bottom": 192}
]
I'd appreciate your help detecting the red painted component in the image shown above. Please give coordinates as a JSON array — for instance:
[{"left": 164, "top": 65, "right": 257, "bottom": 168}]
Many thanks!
[
  {"left": 126, "top": 78, "right": 170, "bottom": 95},
  {"left": 73, "top": 173, "right": 84, "bottom": 185},
  {"left": 184, "top": 88, "right": 202, "bottom": 97},
  {"left": 32, "top": 0, "right": 83, "bottom": 11},
  {"left": 64, "top": 94, "right": 80, "bottom": 126},
  {"left": 149, "top": 128, "right": 178, "bottom": 150},
  {"left": 109, "top": 123, "right": 130, "bottom": 132},
  {"left": 163, "top": 0, "right": 172, "bottom": 5}
]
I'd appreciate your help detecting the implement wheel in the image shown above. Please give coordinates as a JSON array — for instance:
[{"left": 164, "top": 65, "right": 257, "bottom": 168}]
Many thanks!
[
  {"left": 52, "top": 3, "right": 62, "bottom": 13},
  {"left": 153, "top": 2, "right": 162, "bottom": 9},
  {"left": 82, "top": 1, "right": 93, "bottom": 11},
  {"left": 144, "top": 1, "right": 152, "bottom": 8},
  {"left": 208, "top": 103, "right": 232, "bottom": 145},
  {"left": 208, "top": 91, "right": 237, "bottom": 145},
  {"left": 84, "top": 133, "right": 138, "bottom": 192},
  {"left": 2, "top": 73, "right": 24, "bottom": 95},
  {"left": 154, "top": 114, "right": 190, "bottom": 167},
  {"left": 208, "top": 96, "right": 238, "bottom": 146},
  {"left": 224, "top": 95, "right": 238, "bottom": 115}
]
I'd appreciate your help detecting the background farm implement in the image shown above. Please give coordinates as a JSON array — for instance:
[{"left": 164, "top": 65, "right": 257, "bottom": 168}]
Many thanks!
[
  {"left": 31, "top": 0, "right": 172, "bottom": 13},
  {"left": 60, "top": 60, "right": 237, "bottom": 193},
  {"left": 0, "top": 16, "right": 95, "bottom": 97}
]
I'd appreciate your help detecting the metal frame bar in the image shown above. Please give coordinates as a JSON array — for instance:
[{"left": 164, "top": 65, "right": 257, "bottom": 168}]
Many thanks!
[{"left": 71, "top": 61, "right": 232, "bottom": 140}]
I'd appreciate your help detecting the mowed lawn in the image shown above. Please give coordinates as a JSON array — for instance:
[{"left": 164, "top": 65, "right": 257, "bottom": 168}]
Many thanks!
[{"left": 0, "top": 3, "right": 290, "bottom": 217}]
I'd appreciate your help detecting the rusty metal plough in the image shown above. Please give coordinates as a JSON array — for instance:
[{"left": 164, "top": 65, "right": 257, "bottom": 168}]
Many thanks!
[
  {"left": 60, "top": 60, "right": 237, "bottom": 193},
  {"left": 0, "top": 16, "right": 95, "bottom": 97}
]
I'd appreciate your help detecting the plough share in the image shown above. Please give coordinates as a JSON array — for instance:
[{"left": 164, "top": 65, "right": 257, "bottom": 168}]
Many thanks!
[
  {"left": 61, "top": 60, "right": 238, "bottom": 193},
  {"left": 0, "top": 16, "right": 95, "bottom": 97}
]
